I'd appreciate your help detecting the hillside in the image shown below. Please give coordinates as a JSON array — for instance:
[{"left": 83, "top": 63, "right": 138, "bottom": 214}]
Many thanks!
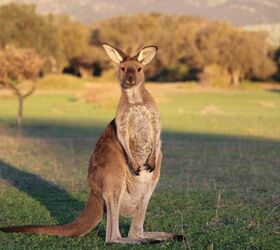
[
  {"left": 243, "top": 23, "right": 280, "bottom": 46},
  {"left": 1, "top": 0, "right": 280, "bottom": 26}
]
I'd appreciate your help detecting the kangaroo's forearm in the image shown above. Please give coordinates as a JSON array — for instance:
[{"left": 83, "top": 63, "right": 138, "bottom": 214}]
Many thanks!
[
  {"left": 118, "top": 132, "right": 133, "bottom": 160},
  {"left": 150, "top": 116, "right": 161, "bottom": 161},
  {"left": 117, "top": 127, "right": 140, "bottom": 175}
]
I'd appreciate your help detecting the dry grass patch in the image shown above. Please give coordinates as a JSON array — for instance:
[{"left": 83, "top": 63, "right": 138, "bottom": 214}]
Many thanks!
[
  {"left": 200, "top": 105, "right": 224, "bottom": 116},
  {"left": 82, "top": 82, "right": 174, "bottom": 107}
]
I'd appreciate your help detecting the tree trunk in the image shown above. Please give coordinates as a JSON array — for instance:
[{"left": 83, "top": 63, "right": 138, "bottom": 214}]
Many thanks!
[
  {"left": 0, "top": 80, "right": 37, "bottom": 130},
  {"left": 49, "top": 55, "right": 58, "bottom": 73},
  {"left": 17, "top": 95, "right": 23, "bottom": 129},
  {"left": 231, "top": 71, "right": 240, "bottom": 86}
]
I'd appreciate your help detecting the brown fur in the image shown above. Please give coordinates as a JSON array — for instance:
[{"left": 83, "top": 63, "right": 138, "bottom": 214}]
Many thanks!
[{"left": 0, "top": 44, "right": 184, "bottom": 244}]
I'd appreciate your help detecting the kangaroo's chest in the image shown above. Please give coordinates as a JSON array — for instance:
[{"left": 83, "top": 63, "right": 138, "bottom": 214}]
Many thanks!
[
  {"left": 129, "top": 105, "right": 153, "bottom": 157},
  {"left": 117, "top": 104, "right": 159, "bottom": 166}
]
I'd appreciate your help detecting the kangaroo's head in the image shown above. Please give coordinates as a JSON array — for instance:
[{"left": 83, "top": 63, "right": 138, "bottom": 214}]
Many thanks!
[{"left": 102, "top": 44, "right": 158, "bottom": 89}]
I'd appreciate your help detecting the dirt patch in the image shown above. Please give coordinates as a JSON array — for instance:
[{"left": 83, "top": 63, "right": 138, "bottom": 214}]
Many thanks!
[
  {"left": 200, "top": 105, "right": 224, "bottom": 115},
  {"left": 82, "top": 83, "right": 120, "bottom": 108},
  {"left": 0, "top": 179, "right": 11, "bottom": 186},
  {"left": 259, "top": 101, "right": 275, "bottom": 108},
  {"left": 82, "top": 82, "right": 171, "bottom": 107}
]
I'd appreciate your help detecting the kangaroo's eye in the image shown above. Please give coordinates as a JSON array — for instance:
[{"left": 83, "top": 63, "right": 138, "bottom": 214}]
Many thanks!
[
  {"left": 137, "top": 67, "right": 142, "bottom": 72},
  {"left": 121, "top": 67, "right": 125, "bottom": 72}
]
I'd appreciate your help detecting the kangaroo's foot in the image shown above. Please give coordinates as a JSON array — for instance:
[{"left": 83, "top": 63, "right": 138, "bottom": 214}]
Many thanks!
[
  {"left": 107, "top": 236, "right": 160, "bottom": 244},
  {"left": 138, "top": 232, "right": 186, "bottom": 241}
]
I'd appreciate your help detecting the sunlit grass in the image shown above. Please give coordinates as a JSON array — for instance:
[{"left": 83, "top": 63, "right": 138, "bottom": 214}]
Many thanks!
[{"left": 0, "top": 76, "right": 279, "bottom": 249}]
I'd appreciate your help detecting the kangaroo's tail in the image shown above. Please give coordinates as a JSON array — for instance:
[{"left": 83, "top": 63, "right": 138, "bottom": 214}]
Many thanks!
[{"left": 0, "top": 193, "right": 104, "bottom": 237}]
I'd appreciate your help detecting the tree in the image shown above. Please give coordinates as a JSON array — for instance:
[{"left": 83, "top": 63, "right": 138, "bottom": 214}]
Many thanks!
[
  {"left": 197, "top": 23, "right": 276, "bottom": 85},
  {"left": 0, "top": 4, "right": 62, "bottom": 72},
  {"left": 272, "top": 47, "right": 280, "bottom": 82},
  {"left": 90, "top": 13, "right": 206, "bottom": 81},
  {"left": 89, "top": 13, "right": 277, "bottom": 83},
  {"left": 55, "top": 16, "right": 90, "bottom": 63},
  {"left": 1, "top": 3, "right": 275, "bottom": 84},
  {"left": 0, "top": 46, "right": 44, "bottom": 128}
]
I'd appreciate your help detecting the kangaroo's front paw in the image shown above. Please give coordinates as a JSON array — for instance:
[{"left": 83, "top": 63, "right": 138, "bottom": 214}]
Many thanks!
[
  {"left": 146, "top": 154, "right": 156, "bottom": 172},
  {"left": 129, "top": 159, "right": 141, "bottom": 175}
]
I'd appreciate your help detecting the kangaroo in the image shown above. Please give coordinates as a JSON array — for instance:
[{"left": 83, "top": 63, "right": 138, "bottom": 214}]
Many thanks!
[{"left": 0, "top": 44, "right": 183, "bottom": 244}]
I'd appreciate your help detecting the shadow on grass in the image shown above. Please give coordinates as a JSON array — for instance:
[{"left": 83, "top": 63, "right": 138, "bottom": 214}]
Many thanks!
[
  {"left": 268, "top": 88, "right": 280, "bottom": 95},
  {"left": 2, "top": 118, "right": 280, "bottom": 143},
  {"left": 0, "top": 118, "right": 105, "bottom": 139},
  {"left": 0, "top": 160, "right": 84, "bottom": 224},
  {"left": 1, "top": 118, "right": 280, "bottom": 225}
]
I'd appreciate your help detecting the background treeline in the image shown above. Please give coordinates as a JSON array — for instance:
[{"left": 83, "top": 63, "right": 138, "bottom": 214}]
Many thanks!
[{"left": 1, "top": 3, "right": 280, "bottom": 85}]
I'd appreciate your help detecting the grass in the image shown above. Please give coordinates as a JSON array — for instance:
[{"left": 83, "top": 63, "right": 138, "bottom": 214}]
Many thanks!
[{"left": 0, "top": 76, "right": 279, "bottom": 249}]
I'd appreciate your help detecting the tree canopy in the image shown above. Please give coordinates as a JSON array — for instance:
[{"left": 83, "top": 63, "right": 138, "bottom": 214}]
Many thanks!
[
  {"left": 0, "top": 46, "right": 44, "bottom": 127},
  {"left": 0, "top": 3, "right": 278, "bottom": 84},
  {"left": 90, "top": 14, "right": 276, "bottom": 84}
]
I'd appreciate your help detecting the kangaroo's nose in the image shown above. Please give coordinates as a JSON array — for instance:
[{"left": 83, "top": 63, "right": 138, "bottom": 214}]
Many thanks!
[
  {"left": 126, "top": 75, "right": 135, "bottom": 84},
  {"left": 127, "top": 76, "right": 133, "bottom": 82},
  {"left": 125, "top": 68, "right": 136, "bottom": 85}
]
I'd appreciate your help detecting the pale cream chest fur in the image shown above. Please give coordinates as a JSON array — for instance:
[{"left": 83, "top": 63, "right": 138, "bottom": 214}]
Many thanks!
[{"left": 116, "top": 104, "right": 159, "bottom": 166}]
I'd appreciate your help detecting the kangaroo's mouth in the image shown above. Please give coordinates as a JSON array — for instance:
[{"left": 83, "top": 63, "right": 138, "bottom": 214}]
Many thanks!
[{"left": 121, "top": 80, "right": 136, "bottom": 89}]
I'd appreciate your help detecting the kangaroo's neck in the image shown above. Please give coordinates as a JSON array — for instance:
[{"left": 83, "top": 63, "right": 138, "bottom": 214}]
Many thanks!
[{"left": 122, "top": 83, "right": 146, "bottom": 105}]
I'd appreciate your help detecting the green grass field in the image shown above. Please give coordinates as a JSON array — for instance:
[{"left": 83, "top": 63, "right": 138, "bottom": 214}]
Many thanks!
[{"left": 0, "top": 77, "right": 279, "bottom": 249}]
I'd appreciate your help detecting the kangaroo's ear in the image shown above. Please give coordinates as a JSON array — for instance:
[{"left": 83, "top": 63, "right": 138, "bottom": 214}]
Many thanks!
[
  {"left": 136, "top": 46, "right": 158, "bottom": 65},
  {"left": 102, "top": 44, "right": 127, "bottom": 64}
]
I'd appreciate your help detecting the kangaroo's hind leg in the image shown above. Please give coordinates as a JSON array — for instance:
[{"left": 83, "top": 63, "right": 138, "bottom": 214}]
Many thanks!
[
  {"left": 128, "top": 152, "right": 185, "bottom": 242},
  {"left": 104, "top": 188, "right": 159, "bottom": 244},
  {"left": 104, "top": 191, "right": 121, "bottom": 242},
  {"left": 103, "top": 161, "right": 159, "bottom": 245}
]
